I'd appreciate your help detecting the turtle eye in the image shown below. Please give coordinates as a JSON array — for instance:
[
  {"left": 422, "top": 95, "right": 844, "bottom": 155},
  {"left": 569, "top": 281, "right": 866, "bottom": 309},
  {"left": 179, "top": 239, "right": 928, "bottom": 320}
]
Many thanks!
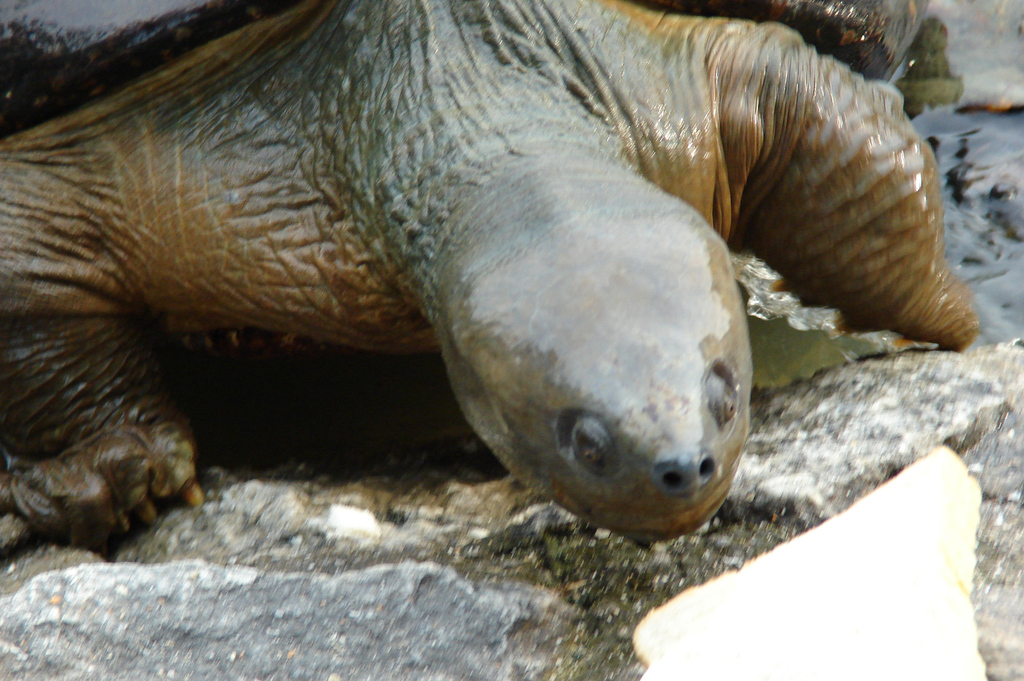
[
  {"left": 556, "top": 410, "right": 614, "bottom": 475},
  {"left": 705, "top": 360, "right": 739, "bottom": 429}
]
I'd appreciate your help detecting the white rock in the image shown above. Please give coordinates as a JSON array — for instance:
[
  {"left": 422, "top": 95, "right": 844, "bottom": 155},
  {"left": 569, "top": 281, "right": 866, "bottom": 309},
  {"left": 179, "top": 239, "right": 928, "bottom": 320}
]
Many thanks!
[{"left": 634, "top": 447, "right": 985, "bottom": 681}]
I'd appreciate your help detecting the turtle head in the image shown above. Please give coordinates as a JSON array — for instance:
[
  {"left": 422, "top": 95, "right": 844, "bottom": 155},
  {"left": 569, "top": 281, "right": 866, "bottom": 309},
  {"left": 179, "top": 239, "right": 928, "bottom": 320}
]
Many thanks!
[{"left": 429, "top": 156, "right": 752, "bottom": 540}]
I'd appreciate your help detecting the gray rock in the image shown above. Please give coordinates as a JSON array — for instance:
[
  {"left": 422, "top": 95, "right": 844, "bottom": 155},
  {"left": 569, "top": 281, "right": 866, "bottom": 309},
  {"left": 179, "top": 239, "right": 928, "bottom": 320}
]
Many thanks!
[
  {"left": 111, "top": 466, "right": 543, "bottom": 578},
  {"left": 0, "top": 545, "right": 103, "bottom": 596},
  {"left": 0, "top": 560, "right": 576, "bottom": 681},
  {"left": 736, "top": 346, "right": 1013, "bottom": 526},
  {"left": 978, "top": 584, "right": 1024, "bottom": 681},
  {"left": 974, "top": 482, "right": 1024, "bottom": 681}
]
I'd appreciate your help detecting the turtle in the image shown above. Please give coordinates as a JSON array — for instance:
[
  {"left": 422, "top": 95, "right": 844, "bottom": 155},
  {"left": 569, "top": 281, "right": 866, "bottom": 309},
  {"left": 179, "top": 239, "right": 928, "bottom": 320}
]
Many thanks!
[{"left": 0, "top": 0, "right": 976, "bottom": 549}]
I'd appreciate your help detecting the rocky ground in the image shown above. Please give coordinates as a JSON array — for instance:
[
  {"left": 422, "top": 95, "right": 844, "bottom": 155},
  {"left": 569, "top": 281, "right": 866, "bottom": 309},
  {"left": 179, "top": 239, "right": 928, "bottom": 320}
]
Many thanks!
[{"left": 1, "top": 343, "right": 1023, "bottom": 680}]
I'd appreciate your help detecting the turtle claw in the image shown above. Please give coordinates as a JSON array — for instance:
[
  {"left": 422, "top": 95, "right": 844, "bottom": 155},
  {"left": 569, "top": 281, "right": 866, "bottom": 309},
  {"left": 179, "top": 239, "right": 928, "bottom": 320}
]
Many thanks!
[
  {"left": 117, "top": 511, "right": 133, "bottom": 533},
  {"left": 133, "top": 498, "right": 159, "bottom": 525},
  {"left": 1, "top": 421, "right": 198, "bottom": 549},
  {"left": 181, "top": 480, "right": 206, "bottom": 507},
  {"left": 144, "top": 423, "right": 196, "bottom": 498}
]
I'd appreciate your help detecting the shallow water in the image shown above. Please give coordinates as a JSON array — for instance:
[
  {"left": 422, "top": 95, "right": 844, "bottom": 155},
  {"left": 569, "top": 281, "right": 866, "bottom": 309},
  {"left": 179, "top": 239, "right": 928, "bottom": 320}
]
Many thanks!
[
  {"left": 893, "top": 0, "right": 1024, "bottom": 344},
  {"left": 917, "top": 109, "right": 1024, "bottom": 344}
]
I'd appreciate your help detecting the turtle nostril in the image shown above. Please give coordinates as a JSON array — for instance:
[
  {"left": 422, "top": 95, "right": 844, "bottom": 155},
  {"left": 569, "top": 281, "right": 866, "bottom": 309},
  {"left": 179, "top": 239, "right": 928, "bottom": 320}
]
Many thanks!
[
  {"left": 654, "top": 460, "right": 691, "bottom": 496},
  {"left": 699, "top": 455, "right": 716, "bottom": 481},
  {"left": 662, "top": 469, "right": 684, "bottom": 489},
  {"left": 653, "top": 451, "right": 716, "bottom": 497}
]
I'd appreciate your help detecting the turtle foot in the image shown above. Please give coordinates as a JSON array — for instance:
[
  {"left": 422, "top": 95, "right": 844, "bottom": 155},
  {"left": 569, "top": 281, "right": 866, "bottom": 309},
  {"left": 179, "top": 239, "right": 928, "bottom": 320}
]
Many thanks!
[{"left": 0, "top": 422, "right": 201, "bottom": 549}]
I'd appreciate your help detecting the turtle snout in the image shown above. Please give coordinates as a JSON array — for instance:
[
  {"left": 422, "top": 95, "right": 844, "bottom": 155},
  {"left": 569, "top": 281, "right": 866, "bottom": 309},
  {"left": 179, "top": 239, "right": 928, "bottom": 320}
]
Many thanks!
[{"left": 652, "top": 449, "right": 717, "bottom": 498}]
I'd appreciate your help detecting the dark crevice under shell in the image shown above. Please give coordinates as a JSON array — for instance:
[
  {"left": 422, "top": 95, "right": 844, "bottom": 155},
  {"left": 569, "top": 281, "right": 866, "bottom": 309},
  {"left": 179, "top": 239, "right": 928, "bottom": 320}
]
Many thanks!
[{"left": 0, "top": 0, "right": 303, "bottom": 138}]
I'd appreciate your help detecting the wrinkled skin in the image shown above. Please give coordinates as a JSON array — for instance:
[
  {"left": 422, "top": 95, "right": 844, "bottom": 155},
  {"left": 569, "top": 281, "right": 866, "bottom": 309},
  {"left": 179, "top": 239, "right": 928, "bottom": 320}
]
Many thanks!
[{"left": 0, "top": 0, "right": 976, "bottom": 547}]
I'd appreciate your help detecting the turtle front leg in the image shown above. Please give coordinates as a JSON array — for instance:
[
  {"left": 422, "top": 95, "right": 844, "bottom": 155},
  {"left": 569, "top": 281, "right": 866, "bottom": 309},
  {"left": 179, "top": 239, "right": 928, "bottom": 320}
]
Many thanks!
[
  {"left": 708, "top": 22, "right": 979, "bottom": 350},
  {"left": 0, "top": 316, "right": 201, "bottom": 548}
]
